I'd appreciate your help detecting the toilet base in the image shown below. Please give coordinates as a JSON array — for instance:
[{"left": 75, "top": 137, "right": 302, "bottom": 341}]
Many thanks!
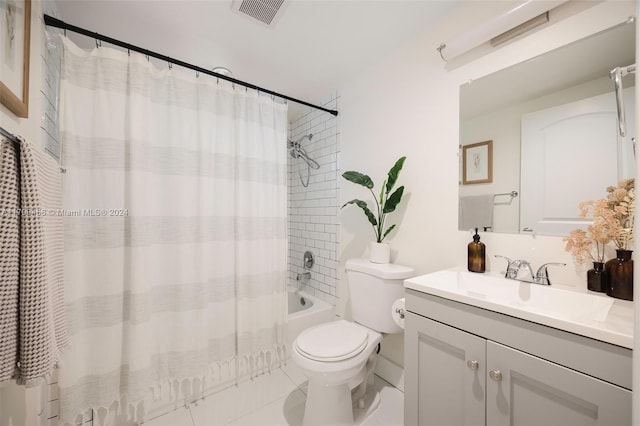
[
  {"left": 302, "top": 382, "right": 381, "bottom": 426},
  {"left": 303, "top": 381, "right": 354, "bottom": 426},
  {"left": 353, "top": 386, "right": 381, "bottom": 424}
]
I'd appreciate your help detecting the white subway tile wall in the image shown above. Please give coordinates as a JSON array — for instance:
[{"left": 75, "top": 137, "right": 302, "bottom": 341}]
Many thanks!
[
  {"left": 41, "top": 2, "right": 62, "bottom": 160},
  {"left": 288, "top": 93, "right": 341, "bottom": 306}
]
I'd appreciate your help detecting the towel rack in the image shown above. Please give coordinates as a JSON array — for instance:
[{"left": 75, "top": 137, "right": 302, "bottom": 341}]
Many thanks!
[
  {"left": 0, "top": 126, "right": 66, "bottom": 173},
  {"left": 0, "top": 126, "right": 20, "bottom": 144},
  {"left": 494, "top": 191, "right": 518, "bottom": 198}
]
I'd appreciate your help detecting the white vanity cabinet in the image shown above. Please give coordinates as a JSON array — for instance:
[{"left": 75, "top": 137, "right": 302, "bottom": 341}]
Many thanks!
[{"left": 404, "top": 288, "right": 632, "bottom": 426}]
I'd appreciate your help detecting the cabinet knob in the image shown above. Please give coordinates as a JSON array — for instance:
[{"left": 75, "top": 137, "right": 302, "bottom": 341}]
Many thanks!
[
  {"left": 466, "top": 360, "right": 479, "bottom": 371},
  {"left": 489, "top": 370, "right": 503, "bottom": 382}
]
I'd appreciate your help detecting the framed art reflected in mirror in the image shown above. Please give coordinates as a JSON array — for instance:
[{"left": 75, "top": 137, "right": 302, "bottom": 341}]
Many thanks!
[
  {"left": 462, "top": 140, "right": 493, "bottom": 185},
  {"left": 0, "top": 0, "right": 31, "bottom": 118}
]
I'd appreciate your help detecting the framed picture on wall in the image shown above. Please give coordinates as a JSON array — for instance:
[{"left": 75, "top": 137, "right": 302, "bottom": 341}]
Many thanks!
[
  {"left": 462, "top": 140, "right": 493, "bottom": 185},
  {"left": 0, "top": 0, "right": 31, "bottom": 118}
]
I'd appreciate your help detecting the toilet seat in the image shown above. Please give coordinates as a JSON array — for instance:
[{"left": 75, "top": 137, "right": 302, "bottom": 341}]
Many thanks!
[{"left": 295, "top": 320, "right": 369, "bottom": 362}]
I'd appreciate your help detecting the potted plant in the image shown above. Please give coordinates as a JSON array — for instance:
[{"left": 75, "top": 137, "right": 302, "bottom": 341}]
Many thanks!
[
  {"left": 342, "top": 156, "right": 406, "bottom": 263},
  {"left": 564, "top": 178, "right": 635, "bottom": 298}
]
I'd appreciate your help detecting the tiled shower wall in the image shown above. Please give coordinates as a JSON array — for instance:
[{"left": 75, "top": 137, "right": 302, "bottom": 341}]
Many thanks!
[
  {"left": 42, "top": 1, "right": 62, "bottom": 160},
  {"left": 288, "top": 93, "right": 340, "bottom": 306}
]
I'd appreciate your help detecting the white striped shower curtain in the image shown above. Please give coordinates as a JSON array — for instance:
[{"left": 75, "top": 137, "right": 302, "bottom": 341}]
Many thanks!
[{"left": 57, "top": 36, "right": 288, "bottom": 425}]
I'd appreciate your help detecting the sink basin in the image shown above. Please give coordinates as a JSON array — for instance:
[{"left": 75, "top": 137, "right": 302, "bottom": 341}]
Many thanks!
[
  {"left": 405, "top": 269, "right": 633, "bottom": 349},
  {"left": 406, "top": 270, "right": 614, "bottom": 323}
]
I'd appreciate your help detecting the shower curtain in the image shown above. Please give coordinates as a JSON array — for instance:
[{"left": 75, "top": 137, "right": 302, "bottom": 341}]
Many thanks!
[{"left": 57, "top": 37, "right": 288, "bottom": 425}]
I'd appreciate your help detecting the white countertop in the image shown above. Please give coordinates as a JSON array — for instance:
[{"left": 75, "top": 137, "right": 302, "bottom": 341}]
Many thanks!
[{"left": 405, "top": 269, "right": 634, "bottom": 349}]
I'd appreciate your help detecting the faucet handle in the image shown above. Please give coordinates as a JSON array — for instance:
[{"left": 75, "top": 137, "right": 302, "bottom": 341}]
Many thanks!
[
  {"left": 535, "top": 262, "right": 566, "bottom": 285},
  {"left": 494, "top": 255, "right": 516, "bottom": 278}
]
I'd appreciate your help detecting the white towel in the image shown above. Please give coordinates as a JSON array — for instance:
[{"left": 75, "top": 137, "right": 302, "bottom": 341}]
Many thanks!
[
  {"left": 0, "top": 136, "right": 67, "bottom": 386},
  {"left": 459, "top": 194, "right": 494, "bottom": 231}
]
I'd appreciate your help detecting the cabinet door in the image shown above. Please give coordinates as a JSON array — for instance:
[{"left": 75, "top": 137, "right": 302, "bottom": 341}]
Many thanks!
[
  {"left": 486, "top": 341, "right": 631, "bottom": 426},
  {"left": 405, "top": 313, "right": 486, "bottom": 426}
]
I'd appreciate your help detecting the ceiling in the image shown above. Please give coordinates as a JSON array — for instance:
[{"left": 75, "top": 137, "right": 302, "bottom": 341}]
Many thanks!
[{"left": 56, "top": 0, "right": 460, "bottom": 120}]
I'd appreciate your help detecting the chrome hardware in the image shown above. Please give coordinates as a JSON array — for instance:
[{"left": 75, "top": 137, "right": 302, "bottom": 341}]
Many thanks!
[
  {"left": 303, "top": 251, "right": 314, "bottom": 269},
  {"left": 495, "top": 256, "right": 564, "bottom": 286},
  {"left": 534, "top": 262, "right": 566, "bottom": 286},
  {"left": 494, "top": 255, "right": 517, "bottom": 279},
  {"left": 395, "top": 307, "right": 405, "bottom": 319},
  {"left": 495, "top": 256, "right": 533, "bottom": 280},
  {"left": 512, "top": 259, "right": 534, "bottom": 281},
  {"left": 466, "top": 360, "right": 479, "bottom": 371},
  {"left": 296, "top": 271, "right": 311, "bottom": 281},
  {"left": 489, "top": 370, "right": 503, "bottom": 382},
  {"left": 610, "top": 64, "right": 636, "bottom": 137}
]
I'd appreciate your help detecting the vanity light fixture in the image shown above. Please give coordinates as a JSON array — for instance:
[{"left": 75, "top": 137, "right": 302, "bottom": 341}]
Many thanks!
[
  {"left": 489, "top": 11, "right": 549, "bottom": 47},
  {"left": 436, "top": 0, "right": 567, "bottom": 61}
]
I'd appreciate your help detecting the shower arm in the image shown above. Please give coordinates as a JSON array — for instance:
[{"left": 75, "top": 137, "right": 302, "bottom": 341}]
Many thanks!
[{"left": 610, "top": 64, "right": 636, "bottom": 137}]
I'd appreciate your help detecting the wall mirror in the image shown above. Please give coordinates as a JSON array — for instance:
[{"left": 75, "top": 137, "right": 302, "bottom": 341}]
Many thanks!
[{"left": 459, "top": 21, "right": 636, "bottom": 236}]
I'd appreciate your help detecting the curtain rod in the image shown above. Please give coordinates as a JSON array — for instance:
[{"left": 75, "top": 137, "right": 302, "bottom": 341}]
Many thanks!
[{"left": 43, "top": 14, "right": 339, "bottom": 117}]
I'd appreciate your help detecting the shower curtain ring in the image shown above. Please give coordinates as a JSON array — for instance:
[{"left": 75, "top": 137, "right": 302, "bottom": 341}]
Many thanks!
[
  {"left": 95, "top": 39, "right": 101, "bottom": 48},
  {"left": 196, "top": 70, "right": 199, "bottom": 78},
  {"left": 168, "top": 62, "right": 173, "bottom": 69}
]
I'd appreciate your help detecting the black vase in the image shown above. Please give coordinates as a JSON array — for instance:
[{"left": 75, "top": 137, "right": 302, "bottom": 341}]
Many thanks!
[
  {"left": 587, "top": 262, "right": 608, "bottom": 293},
  {"left": 605, "top": 249, "right": 633, "bottom": 301}
]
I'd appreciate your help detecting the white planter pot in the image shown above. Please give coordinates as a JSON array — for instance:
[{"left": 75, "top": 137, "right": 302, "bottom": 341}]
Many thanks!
[{"left": 370, "top": 242, "right": 391, "bottom": 264}]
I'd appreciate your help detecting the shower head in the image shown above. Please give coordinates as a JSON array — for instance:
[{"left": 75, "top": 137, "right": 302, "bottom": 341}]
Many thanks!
[
  {"left": 288, "top": 133, "right": 313, "bottom": 158},
  {"left": 289, "top": 133, "right": 313, "bottom": 146},
  {"left": 288, "top": 132, "right": 320, "bottom": 188}
]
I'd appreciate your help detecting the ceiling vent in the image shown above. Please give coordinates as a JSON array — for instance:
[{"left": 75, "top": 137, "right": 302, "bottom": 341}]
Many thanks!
[{"left": 231, "top": 0, "right": 288, "bottom": 27}]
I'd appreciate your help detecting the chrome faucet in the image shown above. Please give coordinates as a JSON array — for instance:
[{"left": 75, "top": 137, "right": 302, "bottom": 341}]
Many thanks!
[
  {"left": 533, "top": 262, "right": 566, "bottom": 286},
  {"left": 296, "top": 271, "right": 311, "bottom": 282},
  {"left": 494, "top": 255, "right": 519, "bottom": 279},
  {"left": 513, "top": 259, "right": 535, "bottom": 281},
  {"left": 495, "top": 256, "right": 565, "bottom": 285}
]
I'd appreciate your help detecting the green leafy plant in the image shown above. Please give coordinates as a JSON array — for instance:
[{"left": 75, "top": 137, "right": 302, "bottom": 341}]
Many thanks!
[{"left": 342, "top": 157, "right": 406, "bottom": 243}]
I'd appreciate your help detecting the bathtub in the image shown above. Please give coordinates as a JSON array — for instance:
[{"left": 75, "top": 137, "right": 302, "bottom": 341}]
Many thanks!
[{"left": 287, "top": 286, "right": 334, "bottom": 356}]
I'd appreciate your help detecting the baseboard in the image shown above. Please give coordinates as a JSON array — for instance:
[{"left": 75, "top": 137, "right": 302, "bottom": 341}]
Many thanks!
[{"left": 374, "top": 355, "right": 404, "bottom": 393}]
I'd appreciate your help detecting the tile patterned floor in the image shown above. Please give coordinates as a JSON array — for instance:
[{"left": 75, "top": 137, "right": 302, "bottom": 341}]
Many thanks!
[{"left": 142, "top": 363, "right": 403, "bottom": 426}]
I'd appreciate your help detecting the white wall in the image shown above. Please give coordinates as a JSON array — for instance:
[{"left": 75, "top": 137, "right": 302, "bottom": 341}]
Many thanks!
[
  {"left": 288, "top": 93, "right": 341, "bottom": 306},
  {"left": 337, "top": 1, "right": 635, "bottom": 368},
  {"left": 0, "top": 1, "right": 63, "bottom": 424}
]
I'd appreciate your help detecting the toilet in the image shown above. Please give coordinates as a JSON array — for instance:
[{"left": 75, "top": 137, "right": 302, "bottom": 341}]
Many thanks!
[{"left": 291, "top": 258, "right": 414, "bottom": 426}]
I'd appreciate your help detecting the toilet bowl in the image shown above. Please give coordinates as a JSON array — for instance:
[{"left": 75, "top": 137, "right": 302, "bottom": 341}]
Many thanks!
[
  {"left": 292, "top": 259, "right": 414, "bottom": 426},
  {"left": 291, "top": 320, "right": 382, "bottom": 425}
]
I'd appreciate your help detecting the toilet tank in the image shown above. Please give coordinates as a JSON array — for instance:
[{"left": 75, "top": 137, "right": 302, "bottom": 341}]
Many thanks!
[{"left": 346, "top": 258, "right": 414, "bottom": 334}]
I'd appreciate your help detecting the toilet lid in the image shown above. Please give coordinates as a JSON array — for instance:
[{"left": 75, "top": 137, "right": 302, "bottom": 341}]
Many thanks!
[{"left": 295, "top": 320, "right": 369, "bottom": 362}]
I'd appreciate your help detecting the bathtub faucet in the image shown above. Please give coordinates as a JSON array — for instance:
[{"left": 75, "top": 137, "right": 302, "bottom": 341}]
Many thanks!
[{"left": 296, "top": 271, "right": 311, "bottom": 283}]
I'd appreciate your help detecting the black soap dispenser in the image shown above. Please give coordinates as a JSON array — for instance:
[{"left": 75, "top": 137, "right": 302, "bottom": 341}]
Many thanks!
[{"left": 468, "top": 228, "right": 486, "bottom": 273}]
